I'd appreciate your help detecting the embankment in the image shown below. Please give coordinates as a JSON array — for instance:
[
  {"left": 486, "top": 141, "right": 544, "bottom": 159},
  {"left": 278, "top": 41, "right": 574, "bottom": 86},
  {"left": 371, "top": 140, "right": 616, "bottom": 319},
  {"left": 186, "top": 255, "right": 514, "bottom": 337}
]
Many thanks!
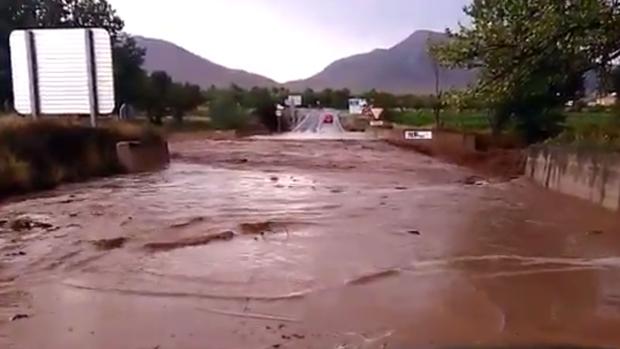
[
  {"left": 373, "top": 126, "right": 525, "bottom": 179},
  {"left": 526, "top": 146, "right": 620, "bottom": 212},
  {"left": 0, "top": 118, "right": 165, "bottom": 197}
]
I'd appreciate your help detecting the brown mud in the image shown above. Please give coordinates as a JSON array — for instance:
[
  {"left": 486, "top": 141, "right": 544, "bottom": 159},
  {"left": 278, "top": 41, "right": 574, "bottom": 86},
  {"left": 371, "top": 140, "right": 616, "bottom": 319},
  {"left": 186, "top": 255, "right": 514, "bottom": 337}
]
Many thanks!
[{"left": 0, "top": 138, "right": 620, "bottom": 349}]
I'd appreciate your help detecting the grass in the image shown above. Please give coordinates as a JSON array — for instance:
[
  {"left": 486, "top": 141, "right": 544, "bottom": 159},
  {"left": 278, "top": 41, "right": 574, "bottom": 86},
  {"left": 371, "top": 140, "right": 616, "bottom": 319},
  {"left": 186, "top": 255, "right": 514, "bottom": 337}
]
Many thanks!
[
  {"left": 387, "top": 109, "right": 491, "bottom": 132},
  {"left": 552, "top": 110, "right": 620, "bottom": 151},
  {"left": 0, "top": 116, "right": 163, "bottom": 197}
]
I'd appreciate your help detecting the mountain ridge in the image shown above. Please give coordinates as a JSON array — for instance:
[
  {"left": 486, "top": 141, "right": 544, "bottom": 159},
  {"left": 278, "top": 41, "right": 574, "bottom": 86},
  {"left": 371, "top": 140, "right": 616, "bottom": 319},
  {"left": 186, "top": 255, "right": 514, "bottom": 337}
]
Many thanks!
[
  {"left": 134, "top": 36, "right": 277, "bottom": 89},
  {"left": 136, "top": 30, "right": 475, "bottom": 94}
]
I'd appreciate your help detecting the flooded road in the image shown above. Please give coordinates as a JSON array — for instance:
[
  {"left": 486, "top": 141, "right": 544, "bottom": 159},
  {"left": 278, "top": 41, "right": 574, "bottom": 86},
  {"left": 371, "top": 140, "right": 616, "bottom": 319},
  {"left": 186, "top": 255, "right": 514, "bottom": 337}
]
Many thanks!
[{"left": 1, "top": 139, "right": 620, "bottom": 349}]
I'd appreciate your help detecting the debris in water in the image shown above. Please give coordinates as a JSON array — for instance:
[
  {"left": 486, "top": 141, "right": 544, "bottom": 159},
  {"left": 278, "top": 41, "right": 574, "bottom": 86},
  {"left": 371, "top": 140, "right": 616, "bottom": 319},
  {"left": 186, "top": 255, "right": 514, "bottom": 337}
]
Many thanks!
[
  {"left": 587, "top": 230, "right": 604, "bottom": 236},
  {"left": 10, "top": 314, "right": 29, "bottom": 321},
  {"left": 278, "top": 324, "right": 286, "bottom": 330},
  {"left": 408, "top": 230, "right": 421, "bottom": 236},
  {"left": 169, "top": 216, "right": 207, "bottom": 229},
  {"left": 281, "top": 335, "right": 291, "bottom": 340},
  {"left": 272, "top": 345, "right": 281, "bottom": 349},
  {"left": 395, "top": 186, "right": 408, "bottom": 190},
  {"left": 461, "top": 176, "right": 488, "bottom": 186},
  {"left": 292, "top": 334, "right": 305, "bottom": 339},
  {"left": 270, "top": 176, "right": 279, "bottom": 182},
  {"left": 91, "top": 237, "right": 128, "bottom": 251},
  {"left": 240, "top": 222, "right": 274, "bottom": 235},
  {"left": 144, "top": 231, "right": 235, "bottom": 252},
  {"left": 5, "top": 251, "right": 27, "bottom": 257},
  {"left": 10, "top": 217, "right": 53, "bottom": 232}
]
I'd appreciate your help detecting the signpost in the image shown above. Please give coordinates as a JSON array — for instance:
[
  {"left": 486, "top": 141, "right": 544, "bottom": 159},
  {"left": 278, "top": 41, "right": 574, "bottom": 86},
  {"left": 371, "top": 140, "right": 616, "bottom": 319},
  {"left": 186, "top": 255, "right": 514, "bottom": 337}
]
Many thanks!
[
  {"left": 285, "top": 95, "right": 302, "bottom": 128},
  {"left": 404, "top": 130, "right": 433, "bottom": 140},
  {"left": 10, "top": 28, "right": 115, "bottom": 127}
]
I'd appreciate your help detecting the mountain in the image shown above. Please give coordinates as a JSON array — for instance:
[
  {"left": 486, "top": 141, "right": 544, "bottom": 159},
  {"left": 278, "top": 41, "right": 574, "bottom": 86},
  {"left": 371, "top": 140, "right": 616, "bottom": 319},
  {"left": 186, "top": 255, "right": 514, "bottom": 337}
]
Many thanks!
[
  {"left": 135, "top": 36, "right": 276, "bottom": 89},
  {"left": 286, "top": 30, "right": 475, "bottom": 94}
]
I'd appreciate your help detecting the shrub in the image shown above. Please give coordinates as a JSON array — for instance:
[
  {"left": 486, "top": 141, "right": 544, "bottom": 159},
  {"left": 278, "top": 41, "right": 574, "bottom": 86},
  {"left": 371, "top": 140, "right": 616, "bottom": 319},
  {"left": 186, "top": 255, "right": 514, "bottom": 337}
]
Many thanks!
[
  {"left": 209, "top": 94, "right": 250, "bottom": 130},
  {"left": 0, "top": 117, "right": 163, "bottom": 196}
]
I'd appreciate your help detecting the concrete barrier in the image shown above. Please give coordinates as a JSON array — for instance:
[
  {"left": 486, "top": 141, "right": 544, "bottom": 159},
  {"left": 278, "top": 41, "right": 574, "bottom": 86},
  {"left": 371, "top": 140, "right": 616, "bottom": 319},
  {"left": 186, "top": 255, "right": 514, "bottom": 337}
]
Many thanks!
[
  {"left": 526, "top": 146, "right": 620, "bottom": 211},
  {"left": 116, "top": 141, "right": 170, "bottom": 173}
]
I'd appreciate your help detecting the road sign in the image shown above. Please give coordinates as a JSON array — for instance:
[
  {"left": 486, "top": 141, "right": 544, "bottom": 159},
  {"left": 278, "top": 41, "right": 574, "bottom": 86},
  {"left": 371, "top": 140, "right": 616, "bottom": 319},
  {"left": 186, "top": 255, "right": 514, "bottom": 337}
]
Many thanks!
[
  {"left": 10, "top": 28, "right": 115, "bottom": 126},
  {"left": 285, "top": 95, "right": 302, "bottom": 107},
  {"left": 405, "top": 130, "right": 433, "bottom": 140},
  {"left": 371, "top": 108, "right": 384, "bottom": 120}
]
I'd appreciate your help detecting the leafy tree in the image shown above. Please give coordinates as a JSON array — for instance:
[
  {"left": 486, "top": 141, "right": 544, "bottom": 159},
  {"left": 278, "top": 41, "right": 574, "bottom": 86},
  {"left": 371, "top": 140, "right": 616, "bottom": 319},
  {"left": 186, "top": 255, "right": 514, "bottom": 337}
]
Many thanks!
[
  {"left": 142, "top": 71, "right": 173, "bottom": 125},
  {"left": 169, "top": 83, "right": 204, "bottom": 123},
  {"left": 302, "top": 88, "right": 318, "bottom": 107},
  {"left": 114, "top": 33, "right": 146, "bottom": 108},
  {"left": 612, "top": 65, "right": 620, "bottom": 97},
  {"left": 433, "top": 0, "right": 620, "bottom": 141},
  {"left": 209, "top": 92, "right": 248, "bottom": 130}
]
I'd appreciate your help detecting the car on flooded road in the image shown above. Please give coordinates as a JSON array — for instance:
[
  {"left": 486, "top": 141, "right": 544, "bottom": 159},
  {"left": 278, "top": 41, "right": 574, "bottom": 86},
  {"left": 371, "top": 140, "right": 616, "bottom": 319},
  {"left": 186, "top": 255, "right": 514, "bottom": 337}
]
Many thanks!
[{"left": 323, "top": 114, "right": 334, "bottom": 124}]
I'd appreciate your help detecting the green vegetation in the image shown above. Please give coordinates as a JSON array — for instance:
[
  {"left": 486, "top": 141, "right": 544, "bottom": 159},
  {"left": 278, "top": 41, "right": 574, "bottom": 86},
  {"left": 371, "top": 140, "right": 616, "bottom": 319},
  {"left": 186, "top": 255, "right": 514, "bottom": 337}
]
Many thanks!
[
  {"left": 433, "top": 0, "right": 620, "bottom": 143},
  {"left": 0, "top": 118, "right": 162, "bottom": 196},
  {"left": 386, "top": 109, "right": 490, "bottom": 131}
]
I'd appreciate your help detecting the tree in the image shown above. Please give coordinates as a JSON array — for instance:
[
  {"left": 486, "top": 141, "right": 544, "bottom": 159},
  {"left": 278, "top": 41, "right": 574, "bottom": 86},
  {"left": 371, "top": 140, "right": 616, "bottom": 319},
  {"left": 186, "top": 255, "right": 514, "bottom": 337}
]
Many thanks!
[
  {"left": 0, "top": 0, "right": 140, "bottom": 112},
  {"left": 302, "top": 88, "right": 318, "bottom": 107},
  {"left": 209, "top": 92, "right": 248, "bottom": 130},
  {"left": 114, "top": 33, "right": 146, "bottom": 108},
  {"left": 433, "top": 0, "right": 620, "bottom": 141},
  {"left": 612, "top": 65, "right": 620, "bottom": 98},
  {"left": 169, "top": 83, "right": 204, "bottom": 123},
  {"left": 142, "top": 71, "right": 173, "bottom": 125}
]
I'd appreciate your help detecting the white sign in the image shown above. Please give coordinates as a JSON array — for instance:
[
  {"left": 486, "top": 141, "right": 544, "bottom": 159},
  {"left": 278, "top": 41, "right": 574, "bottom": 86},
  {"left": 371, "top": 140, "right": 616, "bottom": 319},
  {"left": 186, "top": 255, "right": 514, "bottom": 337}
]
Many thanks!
[
  {"left": 10, "top": 28, "right": 115, "bottom": 116},
  {"left": 348, "top": 98, "right": 367, "bottom": 114},
  {"left": 285, "top": 95, "right": 302, "bottom": 107},
  {"left": 404, "top": 130, "right": 433, "bottom": 140}
]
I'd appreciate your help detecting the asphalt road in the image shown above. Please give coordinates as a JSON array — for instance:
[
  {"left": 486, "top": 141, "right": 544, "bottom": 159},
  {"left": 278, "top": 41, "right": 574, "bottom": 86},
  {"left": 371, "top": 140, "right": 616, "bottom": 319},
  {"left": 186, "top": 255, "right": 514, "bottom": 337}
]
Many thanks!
[{"left": 293, "top": 109, "right": 346, "bottom": 134}]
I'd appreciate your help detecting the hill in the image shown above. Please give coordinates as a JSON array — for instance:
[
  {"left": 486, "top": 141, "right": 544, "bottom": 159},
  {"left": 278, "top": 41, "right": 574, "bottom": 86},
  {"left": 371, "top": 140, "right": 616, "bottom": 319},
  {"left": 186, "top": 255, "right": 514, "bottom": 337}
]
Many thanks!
[
  {"left": 285, "top": 30, "right": 475, "bottom": 94},
  {"left": 135, "top": 36, "right": 277, "bottom": 89}
]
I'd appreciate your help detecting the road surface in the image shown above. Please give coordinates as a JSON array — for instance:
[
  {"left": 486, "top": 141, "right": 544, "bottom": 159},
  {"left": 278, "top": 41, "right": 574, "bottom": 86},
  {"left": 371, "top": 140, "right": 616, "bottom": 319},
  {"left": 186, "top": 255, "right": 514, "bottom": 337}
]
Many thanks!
[{"left": 1, "top": 139, "right": 620, "bottom": 349}]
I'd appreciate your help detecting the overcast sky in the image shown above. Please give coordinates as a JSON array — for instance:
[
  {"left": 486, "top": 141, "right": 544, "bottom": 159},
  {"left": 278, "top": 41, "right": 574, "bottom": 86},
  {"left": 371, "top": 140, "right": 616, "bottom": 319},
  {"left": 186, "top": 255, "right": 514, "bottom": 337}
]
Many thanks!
[{"left": 108, "top": 0, "right": 469, "bottom": 82}]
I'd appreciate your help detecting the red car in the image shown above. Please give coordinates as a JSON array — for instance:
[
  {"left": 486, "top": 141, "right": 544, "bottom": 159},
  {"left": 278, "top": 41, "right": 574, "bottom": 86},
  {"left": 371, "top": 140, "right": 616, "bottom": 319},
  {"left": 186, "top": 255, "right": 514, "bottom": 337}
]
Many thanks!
[{"left": 323, "top": 114, "right": 334, "bottom": 124}]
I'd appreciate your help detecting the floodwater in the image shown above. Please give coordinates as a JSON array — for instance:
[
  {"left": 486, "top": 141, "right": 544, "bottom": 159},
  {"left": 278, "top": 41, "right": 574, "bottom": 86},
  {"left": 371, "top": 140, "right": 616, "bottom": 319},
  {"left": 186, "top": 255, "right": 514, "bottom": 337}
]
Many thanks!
[{"left": 1, "top": 139, "right": 620, "bottom": 349}]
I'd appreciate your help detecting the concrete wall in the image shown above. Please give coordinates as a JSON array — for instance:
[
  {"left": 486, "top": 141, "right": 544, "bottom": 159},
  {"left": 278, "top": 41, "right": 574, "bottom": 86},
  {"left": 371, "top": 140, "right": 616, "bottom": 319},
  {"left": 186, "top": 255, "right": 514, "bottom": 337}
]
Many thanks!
[
  {"left": 526, "top": 146, "right": 620, "bottom": 211},
  {"left": 116, "top": 141, "right": 170, "bottom": 173}
]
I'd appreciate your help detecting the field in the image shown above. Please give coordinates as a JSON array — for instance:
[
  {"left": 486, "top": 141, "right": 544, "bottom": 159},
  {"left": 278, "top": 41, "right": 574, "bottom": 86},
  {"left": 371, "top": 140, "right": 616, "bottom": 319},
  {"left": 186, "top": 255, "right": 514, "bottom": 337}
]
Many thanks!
[{"left": 389, "top": 109, "right": 619, "bottom": 132}]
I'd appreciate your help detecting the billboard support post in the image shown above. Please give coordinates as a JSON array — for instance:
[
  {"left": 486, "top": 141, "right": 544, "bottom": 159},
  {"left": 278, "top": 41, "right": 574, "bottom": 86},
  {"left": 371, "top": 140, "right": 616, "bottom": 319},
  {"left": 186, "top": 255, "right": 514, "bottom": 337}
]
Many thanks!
[
  {"left": 24, "top": 30, "right": 40, "bottom": 119},
  {"left": 84, "top": 29, "right": 99, "bottom": 127}
]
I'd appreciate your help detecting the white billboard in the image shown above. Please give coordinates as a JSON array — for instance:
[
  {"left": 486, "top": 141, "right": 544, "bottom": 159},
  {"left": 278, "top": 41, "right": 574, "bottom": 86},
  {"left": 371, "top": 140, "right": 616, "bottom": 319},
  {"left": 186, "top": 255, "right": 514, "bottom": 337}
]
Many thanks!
[
  {"left": 285, "top": 95, "right": 302, "bottom": 107},
  {"left": 10, "top": 28, "right": 115, "bottom": 117}
]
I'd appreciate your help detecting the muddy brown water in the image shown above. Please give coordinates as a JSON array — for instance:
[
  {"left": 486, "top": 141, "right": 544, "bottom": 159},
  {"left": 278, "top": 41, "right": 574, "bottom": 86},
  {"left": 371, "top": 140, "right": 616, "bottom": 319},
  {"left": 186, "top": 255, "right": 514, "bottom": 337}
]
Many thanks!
[{"left": 1, "top": 139, "right": 620, "bottom": 349}]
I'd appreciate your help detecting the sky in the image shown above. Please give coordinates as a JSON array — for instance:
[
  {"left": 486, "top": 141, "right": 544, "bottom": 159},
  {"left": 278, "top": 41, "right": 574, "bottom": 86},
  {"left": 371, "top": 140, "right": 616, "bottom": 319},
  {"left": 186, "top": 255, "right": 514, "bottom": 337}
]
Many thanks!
[{"left": 108, "top": 0, "right": 469, "bottom": 82}]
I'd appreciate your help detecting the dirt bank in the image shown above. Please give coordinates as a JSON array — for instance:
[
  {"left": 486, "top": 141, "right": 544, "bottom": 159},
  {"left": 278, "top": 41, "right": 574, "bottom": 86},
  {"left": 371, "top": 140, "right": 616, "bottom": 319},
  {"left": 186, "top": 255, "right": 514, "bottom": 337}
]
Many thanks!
[
  {"left": 0, "top": 119, "right": 163, "bottom": 197},
  {"left": 1, "top": 138, "right": 620, "bottom": 349}
]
